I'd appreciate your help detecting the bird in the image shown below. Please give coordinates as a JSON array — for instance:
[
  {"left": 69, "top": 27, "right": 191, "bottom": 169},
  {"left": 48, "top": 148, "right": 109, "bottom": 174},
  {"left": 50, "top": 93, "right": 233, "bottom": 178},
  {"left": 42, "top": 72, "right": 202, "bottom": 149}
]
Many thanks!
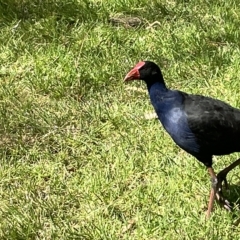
[{"left": 124, "top": 60, "right": 240, "bottom": 217}]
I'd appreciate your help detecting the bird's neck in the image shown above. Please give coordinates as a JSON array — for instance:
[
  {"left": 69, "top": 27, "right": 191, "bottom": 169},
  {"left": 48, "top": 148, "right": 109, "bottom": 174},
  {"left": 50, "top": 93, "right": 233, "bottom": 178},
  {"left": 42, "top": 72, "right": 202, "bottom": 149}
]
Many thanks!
[
  {"left": 147, "top": 80, "right": 178, "bottom": 116},
  {"left": 146, "top": 80, "right": 168, "bottom": 95}
]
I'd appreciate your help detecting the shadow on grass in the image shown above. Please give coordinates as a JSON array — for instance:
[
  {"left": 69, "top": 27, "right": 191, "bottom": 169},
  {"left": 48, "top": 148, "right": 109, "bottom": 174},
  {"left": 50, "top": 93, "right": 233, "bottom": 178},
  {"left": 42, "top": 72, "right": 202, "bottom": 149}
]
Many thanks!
[
  {"left": 0, "top": 0, "right": 179, "bottom": 26},
  {"left": 0, "top": 0, "right": 103, "bottom": 25},
  {"left": 221, "top": 183, "right": 240, "bottom": 225},
  {"left": 226, "top": 183, "right": 240, "bottom": 205}
]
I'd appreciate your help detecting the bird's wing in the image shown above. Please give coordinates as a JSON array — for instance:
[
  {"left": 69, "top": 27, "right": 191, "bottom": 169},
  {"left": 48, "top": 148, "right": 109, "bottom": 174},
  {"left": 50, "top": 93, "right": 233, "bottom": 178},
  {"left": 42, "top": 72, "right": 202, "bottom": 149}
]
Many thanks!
[{"left": 182, "top": 92, "right": 240, "bottom": 154}]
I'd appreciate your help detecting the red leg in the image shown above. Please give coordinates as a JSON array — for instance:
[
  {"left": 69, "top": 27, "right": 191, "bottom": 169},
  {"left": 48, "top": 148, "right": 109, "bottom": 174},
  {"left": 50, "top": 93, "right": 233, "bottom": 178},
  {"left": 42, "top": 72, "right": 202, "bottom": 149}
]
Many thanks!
[
  {"left": 206, "top": 159, "right": 240, "bottom": 218},
  {"left": 206, "top": 167, "right": 217, "bottom": 218}
]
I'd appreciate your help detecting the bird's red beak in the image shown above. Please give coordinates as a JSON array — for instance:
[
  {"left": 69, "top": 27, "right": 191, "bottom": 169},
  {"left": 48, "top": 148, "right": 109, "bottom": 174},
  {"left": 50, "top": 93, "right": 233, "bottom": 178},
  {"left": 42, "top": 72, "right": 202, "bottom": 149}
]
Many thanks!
[
  {"left": 124, "top": 68, "right": 140, "bottom": 81},
  {"left": 124, "top": 61, "right": 145, "bottom": 82}
]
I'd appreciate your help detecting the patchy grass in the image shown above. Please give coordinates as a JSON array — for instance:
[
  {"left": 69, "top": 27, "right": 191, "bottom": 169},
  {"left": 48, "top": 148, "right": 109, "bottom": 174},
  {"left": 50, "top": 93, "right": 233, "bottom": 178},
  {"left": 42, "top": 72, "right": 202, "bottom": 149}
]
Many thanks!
[{"left": 1, "top": 0, "right": 240, "bottom": 239}]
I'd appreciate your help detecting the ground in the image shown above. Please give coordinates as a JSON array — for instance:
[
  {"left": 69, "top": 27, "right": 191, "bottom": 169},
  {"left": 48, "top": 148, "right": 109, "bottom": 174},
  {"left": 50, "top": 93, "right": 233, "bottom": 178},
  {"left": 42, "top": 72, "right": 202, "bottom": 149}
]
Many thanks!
[{"left": 0, "top": 0, "right": 240, "bottom": 239}]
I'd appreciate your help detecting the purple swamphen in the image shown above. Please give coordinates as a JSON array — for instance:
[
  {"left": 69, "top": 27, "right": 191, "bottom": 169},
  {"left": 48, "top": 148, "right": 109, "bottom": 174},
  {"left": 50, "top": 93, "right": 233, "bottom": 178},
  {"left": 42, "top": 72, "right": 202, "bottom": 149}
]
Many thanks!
[{"left": 124, "top": 61, "right": 240, "bottom": 217}]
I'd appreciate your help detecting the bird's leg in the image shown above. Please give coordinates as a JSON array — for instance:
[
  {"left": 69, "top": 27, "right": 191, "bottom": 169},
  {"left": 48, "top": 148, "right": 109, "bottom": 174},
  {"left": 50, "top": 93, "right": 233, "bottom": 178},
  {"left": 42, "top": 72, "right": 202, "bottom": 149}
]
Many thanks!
[
  {"left": 206, "top": 167, "right": 232, "bottom": 217},
  {"left": 206, "top": 167, "right": 217, "bottom": 218},
  {"left": 214, "top": 181, "right": 232, "bottom": 212},
  {"left": 217, "top": 158, "right": 240, "bottom": 190},
  {"left": 206, "top": 159, "right": 240, "bottom": 217},
  {"left": 214, "top": 158, "right": 240, "bottom": 211}
]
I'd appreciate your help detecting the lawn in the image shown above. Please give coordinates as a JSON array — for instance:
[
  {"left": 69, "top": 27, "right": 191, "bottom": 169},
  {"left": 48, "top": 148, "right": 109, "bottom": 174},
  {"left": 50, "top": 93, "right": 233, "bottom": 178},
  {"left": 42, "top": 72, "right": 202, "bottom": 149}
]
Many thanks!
[{"left": 1, "top": 0, "right": 240, "bottom": 239}]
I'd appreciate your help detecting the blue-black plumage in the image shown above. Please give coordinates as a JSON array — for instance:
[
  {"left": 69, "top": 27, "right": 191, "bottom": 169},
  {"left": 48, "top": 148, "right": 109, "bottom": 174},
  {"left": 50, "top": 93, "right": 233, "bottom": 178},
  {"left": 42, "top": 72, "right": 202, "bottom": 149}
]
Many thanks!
[
  {"left": 124, "top": 60, "right": 240, "bottom": 217},
  {"left": 147, "top": 81, "right": 200, "bottom": 157}
]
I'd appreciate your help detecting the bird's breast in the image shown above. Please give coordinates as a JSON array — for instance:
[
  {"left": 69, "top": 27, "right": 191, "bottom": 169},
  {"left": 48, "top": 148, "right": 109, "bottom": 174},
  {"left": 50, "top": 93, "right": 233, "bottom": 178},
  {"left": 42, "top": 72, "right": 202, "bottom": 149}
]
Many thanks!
[
  {"left": 157, "top": 107, "right": 200, "bottom": 154},
  {"left": 149, "top": 90, "right": 200, "bottom": 153},
  {"left": 160, "top": 107, "right": 186, "bottom": 136}
]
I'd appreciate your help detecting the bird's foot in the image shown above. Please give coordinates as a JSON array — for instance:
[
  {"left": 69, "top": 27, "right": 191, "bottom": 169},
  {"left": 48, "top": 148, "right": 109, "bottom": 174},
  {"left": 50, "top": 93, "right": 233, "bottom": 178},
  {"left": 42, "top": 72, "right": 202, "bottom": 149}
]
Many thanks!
[
  {"left": 215, "top": 174, "right": 232, "bottom": 211},
  {"left": 215, "top": 188, "right": 232, "bottom": 211}
]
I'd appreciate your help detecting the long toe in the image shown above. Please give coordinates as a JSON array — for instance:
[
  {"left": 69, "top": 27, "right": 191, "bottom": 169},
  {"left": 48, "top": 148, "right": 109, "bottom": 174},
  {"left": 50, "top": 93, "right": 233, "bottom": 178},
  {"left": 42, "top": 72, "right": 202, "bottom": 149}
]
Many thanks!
[{"left": 215, "top": 190, "right": 232, "bottom": 211}]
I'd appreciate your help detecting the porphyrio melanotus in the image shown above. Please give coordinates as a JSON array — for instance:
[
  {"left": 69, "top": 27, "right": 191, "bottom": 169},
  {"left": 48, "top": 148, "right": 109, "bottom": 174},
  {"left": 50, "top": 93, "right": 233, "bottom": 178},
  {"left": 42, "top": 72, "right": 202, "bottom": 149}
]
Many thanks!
[{"left": 124, "top": 61, "right": 240, "bottom": 217}]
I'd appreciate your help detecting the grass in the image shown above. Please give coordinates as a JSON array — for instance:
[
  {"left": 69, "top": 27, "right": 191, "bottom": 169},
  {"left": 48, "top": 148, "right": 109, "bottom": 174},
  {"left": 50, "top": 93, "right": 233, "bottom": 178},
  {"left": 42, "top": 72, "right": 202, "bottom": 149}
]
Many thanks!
[{"left": 1, "top": 0, "right": 240, "bottom": 239}]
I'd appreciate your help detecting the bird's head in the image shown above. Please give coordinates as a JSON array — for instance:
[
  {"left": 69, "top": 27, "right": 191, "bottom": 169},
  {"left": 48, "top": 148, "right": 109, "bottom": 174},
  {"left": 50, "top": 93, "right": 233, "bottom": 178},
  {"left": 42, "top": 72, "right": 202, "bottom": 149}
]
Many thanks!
[{"left": 124, "top": 61, "right": 163, "bottom": 84}]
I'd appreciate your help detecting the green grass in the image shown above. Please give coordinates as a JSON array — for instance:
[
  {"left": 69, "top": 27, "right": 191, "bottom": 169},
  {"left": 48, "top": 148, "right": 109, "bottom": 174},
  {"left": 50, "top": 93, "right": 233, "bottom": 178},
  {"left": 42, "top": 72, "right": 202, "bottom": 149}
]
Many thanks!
[{"left": 1, "top": 0, "right": 240, "bottom": 239}]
